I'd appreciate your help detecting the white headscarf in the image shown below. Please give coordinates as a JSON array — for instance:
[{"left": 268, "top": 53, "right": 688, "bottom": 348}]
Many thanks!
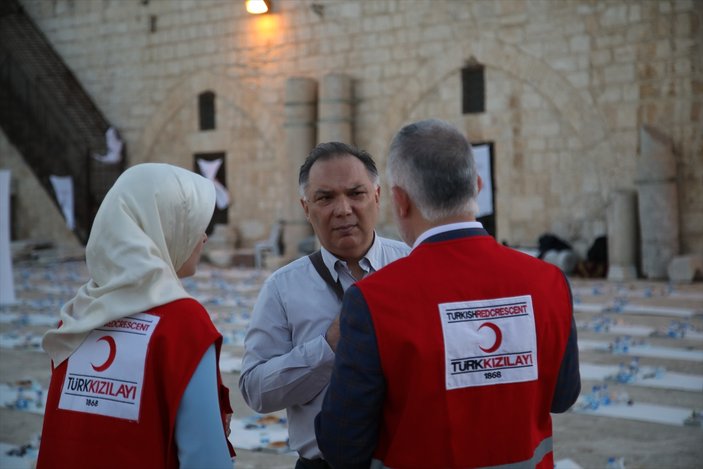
[{"left": 42, "top": 163, "right": 216, "bottom": 365}]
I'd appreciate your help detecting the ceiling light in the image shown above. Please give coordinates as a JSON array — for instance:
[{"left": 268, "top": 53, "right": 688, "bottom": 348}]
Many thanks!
[{"left": 246, "top": 0, "right": 270, "bottom": 15}]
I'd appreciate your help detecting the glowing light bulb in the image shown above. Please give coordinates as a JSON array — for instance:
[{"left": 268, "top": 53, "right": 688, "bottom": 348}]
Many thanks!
[{"left": 246, "top": 0, "right": 269, "bottom": 15}]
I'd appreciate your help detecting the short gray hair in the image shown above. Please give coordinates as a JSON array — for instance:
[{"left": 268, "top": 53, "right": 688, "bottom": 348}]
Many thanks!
[{"left": 386, "top": 119, "right": 478, "bottom": 221}]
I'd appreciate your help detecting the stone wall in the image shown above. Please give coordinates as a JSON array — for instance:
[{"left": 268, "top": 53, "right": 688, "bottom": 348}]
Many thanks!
[
  {"left": 15, "top": 0, "right": 702, "bottom": 256},
  {"left": 0, "top": 128, "right": 81, "bottom": 248}
]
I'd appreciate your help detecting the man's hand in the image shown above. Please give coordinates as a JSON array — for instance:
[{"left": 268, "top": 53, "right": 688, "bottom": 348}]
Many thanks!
[
  {"left": 224, "top": 412, "right": 232, "bottom": 438},
  {"left": 325, "top": 315, "right": 341, "bottom": 352}
]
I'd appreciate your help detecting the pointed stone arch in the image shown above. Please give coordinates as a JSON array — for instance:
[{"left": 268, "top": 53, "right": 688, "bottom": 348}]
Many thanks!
[
  {"left": 372, "top": 34, "right": 612, "bottom": 178},
  {"left": 371, "top": 34, "right": 616, "bottom": 244},
  {"left": 135, "top": 70, "right": 279, "bottom": 164},
  {"left": 134, "top": 70, "right": 285, "bottom": 244}
]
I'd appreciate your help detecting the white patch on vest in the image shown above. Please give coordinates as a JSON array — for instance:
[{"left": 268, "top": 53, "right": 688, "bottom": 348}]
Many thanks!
[
  {"left": 58, "top": 312, "right": 160, "bottom": 421},
  {"left": 438, "top": 295, "right": 538, "bottom": 390}
]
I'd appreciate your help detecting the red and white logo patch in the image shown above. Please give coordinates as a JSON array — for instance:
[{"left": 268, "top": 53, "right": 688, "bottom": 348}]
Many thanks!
[
  {"left": 59, "top": 313, "right": 160, "bottom": 421},
  {"left": 438, "top": 295, "right": 538, "bottom": 390}
]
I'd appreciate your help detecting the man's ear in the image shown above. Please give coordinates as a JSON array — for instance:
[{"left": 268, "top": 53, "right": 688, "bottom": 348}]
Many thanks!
[
  {"left": 300, "top": 198, "right": 310, "bottom": 221},
  {"left": 391, "top": 186, "right": 410, "bottom": 218},
  {"left": 477, "top": 175, "right": 484, "bottom": 194}
]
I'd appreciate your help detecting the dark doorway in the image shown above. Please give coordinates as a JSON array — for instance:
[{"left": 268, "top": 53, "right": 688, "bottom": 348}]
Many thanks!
[
  {"left": 198, "top": 91, "right": 216, "bottom": 131},
  {"left": 472, "top": 142, "right": 496, "bottom": 237},
  {"left": 462, "top": 63, "right": 485, "bottom": 114}
]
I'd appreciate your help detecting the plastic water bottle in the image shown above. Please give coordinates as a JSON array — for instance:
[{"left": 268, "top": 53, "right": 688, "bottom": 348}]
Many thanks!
[
  {"left": 616, "top": 336, "right": 624, "bottom": 354},
  {"left": 614, "top": 336, "right": 629, "bottom": 354},
  {"left": 259, "top": 431, "right": 270, "bottom": 448},
  {"left": 628, "top": 356, "right": 640, "bottom": 378},
  {"left": 669, "top": 320, "right": 677, "bottom": 337},
  {"left": 15, "top": 385, "right": 30, "bottom": 410},
  {"left": 599, "top": 384, "right": 611, "bottom": 406},
  {"left": 680, "top": 322, "right": 690, "bottom": 339},
  {"left": 588, "top": 385, "right": 600, "bottom": 410},
  {"left": 616, "top": 363, "right": 629, "bottom": 383},
  {"left": 615, "top": 388, "right": 631, "bottom": 406},
  {"left": 594, "top": 318, "right": 603, "bottom": 333},
  {"left": 606, "top": 456, "right": 626, "bottom": 468}
]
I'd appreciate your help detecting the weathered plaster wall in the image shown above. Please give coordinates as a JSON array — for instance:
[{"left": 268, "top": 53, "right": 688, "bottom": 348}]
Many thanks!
[{"left": 0, "top": 128, "right": 82, "bottom": 247}]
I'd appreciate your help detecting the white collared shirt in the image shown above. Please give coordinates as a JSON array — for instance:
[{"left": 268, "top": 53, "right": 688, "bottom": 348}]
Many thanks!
[
  {"left": 238, "top": 233, "right": 409, "bottom": 458},
  {"left": 412, "top": 221, "right": 485, "bottom": 250},
  {"left": 320, "top": 233, "right": 396, "bottom": 290}
]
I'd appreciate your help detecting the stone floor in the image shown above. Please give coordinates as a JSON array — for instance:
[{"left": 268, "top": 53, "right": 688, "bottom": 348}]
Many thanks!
[{"left": 1, "top": 257, "right": 702, "bottom": 468}]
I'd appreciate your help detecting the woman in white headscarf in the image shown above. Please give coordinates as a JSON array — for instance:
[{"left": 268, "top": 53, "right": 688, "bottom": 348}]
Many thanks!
[{"left": 37, "top": 163, "right": 235, "bottom": 468}]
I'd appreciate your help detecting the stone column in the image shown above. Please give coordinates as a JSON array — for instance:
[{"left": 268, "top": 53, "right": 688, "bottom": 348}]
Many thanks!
[
  {"left": 317, "top": 73, "right": 352, "bottom": 144},
  {"left": 283, "top": 77, "right": 317, "bottom": 260},
  {"left": 635, "top": 125, "right": 679, "bottom": 279},
  {"left": 606, "top": 189, "right": 638, "bottom": 281}
]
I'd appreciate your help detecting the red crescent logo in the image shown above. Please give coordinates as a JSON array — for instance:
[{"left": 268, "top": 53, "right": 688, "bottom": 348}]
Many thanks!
[
  {"left": 478, "top": 322, "right": 502, "bottom": 353},
  {"left": 92, "top": 336, "right": 117, "bottom": 372}
]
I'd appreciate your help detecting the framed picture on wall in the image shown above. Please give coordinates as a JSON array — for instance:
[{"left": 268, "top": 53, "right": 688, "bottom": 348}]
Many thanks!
[{"left": 194, "top": 152, "right": 229, "bottom": 225}]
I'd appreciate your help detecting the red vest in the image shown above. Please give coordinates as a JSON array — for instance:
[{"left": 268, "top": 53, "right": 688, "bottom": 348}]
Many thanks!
[
  {"left": 37, "top": 298, "right": 235, "bottom": 469},
  {"left": 358, "top": 234, "right": 572, "bottom": 468}
]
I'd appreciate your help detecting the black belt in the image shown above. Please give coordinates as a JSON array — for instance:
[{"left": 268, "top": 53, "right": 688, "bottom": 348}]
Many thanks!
[{"left": 298, "top": 457, "right": 332, "bottom": 469}]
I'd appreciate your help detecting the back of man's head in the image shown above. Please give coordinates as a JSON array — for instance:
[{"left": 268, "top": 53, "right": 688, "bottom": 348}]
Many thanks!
[{"left": 387, "top": 119, "right": 478, "bottom": 221}]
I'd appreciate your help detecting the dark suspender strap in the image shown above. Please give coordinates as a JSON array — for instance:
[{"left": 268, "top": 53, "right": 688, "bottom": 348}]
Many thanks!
[{"left": 308, "top": 250, "right": 344, "bottom": 301}]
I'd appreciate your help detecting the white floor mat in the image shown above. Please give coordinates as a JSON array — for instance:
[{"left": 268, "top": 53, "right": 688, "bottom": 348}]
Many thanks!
[
  {"left": 572, "top": 401, "right": 696, "bottom": 427},
  {"left": 578, "top": 339, "right": 703, "bottom": 362},
  {"left": 579, "top": 363, "right": 703, "bottom": 392}
]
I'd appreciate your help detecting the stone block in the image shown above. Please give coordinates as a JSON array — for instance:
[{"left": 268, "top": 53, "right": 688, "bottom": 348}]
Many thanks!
[
  {"left": 604, "top": 63, "right": 635, "bottom": 83},
  {"left": 601, "top": 5, "right": 628, "bottom": 27},
  {"left": 667, "top": 255, "right": 703, "bottom": 284},
  {"left": 569, "top": 34, "right": 590, "bottom": 53}
]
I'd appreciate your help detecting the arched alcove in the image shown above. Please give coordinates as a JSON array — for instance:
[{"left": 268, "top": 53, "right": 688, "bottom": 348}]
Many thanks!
[
  {"left": 371, "top": 34, "right": 616, "bottom": 248},
  {"left": 134, "top": 70, "right": 284, "bottom": 245}
]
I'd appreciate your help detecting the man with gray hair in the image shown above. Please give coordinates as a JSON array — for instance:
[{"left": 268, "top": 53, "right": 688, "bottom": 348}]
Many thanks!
[
  {"left": 315, "top": 119, "right": 580, "bottom": 468},
  {"left": 239, "top": 142, "right": 408, "bottom": 469}
]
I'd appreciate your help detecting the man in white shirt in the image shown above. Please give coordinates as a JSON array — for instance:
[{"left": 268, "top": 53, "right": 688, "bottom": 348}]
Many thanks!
[{"left": 239, "top": 142, "right": 409, "bottom": 468}]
